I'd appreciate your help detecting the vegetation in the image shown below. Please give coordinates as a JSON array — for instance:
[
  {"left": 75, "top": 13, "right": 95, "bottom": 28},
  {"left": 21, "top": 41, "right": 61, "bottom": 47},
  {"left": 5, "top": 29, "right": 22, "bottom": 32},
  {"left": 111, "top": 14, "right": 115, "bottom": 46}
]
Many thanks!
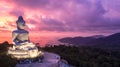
[
  {"left": 0, "top": 41, "right": 17, "bottom": 67},
  {"left": 43, "top": 45, "right": 120, "bottom": 67},
  {"left": 0, "top": 41, "right": 120, "bottom": 67}
]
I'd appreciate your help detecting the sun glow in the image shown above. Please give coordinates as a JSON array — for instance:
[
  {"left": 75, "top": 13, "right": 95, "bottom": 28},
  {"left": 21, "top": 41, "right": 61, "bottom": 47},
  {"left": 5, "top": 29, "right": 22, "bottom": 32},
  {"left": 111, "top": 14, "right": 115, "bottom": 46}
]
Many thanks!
[
  {"left": 0, "top": 17, "right": 6, "bottom": 24},
  {"left": 0, "top": 21, "right": 6, "bottom": 27}
]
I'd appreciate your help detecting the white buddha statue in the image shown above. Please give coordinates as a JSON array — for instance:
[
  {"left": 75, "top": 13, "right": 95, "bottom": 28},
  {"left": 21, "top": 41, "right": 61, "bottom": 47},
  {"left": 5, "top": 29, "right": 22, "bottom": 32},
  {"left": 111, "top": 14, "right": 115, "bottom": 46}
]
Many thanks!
[
  {"left": 12, "top": 16, "right": 35, "bottom": 50},
  {"left": 8, "top": 16, "right": 44, "bottom": 59}
]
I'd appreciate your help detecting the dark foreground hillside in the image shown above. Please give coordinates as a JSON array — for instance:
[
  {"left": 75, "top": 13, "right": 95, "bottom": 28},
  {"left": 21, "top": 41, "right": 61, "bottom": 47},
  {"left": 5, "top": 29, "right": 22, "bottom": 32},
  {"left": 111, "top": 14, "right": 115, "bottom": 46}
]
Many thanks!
[
  {"left": 0, "top": 41, "right": 120, "bottom": 67},
  {"left": 43, "top": 45, "right": 120, "bottom": 67},
  {"left": 0, "top": 41, "right": 17, "bottom": 67}
]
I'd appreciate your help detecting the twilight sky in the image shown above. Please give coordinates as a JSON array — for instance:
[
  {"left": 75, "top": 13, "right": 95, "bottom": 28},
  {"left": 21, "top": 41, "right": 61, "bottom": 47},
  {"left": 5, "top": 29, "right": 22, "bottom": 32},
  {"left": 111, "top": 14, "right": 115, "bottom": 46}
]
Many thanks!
[{"left": 0, "top": 0, "right": 120, "bottom": 46}]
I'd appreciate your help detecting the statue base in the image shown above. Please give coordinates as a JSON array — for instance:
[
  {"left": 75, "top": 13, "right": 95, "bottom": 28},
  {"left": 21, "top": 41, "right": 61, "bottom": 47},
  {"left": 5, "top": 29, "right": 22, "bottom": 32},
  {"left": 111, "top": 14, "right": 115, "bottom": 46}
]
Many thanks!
[{"left": 7, "top": 43, "right": 44, "bottom": 64}]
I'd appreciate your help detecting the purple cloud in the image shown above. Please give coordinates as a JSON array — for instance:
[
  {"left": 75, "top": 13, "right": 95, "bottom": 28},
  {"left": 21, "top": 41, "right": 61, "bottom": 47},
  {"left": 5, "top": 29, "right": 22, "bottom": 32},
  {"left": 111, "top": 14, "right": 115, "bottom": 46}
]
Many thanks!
[
  {"left": 9, "top": 9, "right": 24, "bottom": 17},
  {"left": 9, "top": 0, "right": 120, "bottom": 34},
  {"left": 40, "top": 18, "right": 66, "bottom": 31}
]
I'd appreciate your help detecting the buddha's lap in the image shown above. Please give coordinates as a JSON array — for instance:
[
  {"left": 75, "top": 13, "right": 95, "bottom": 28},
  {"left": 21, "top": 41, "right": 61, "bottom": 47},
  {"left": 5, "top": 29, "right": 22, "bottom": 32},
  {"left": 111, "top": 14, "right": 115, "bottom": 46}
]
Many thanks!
[{"left": 15, "top": 43, "right": 36, "bottom": 49}]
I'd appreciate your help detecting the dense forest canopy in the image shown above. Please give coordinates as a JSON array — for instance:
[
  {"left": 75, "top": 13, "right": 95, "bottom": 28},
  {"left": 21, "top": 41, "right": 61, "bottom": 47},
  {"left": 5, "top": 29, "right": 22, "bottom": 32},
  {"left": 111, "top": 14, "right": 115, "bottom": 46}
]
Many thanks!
[{"left": 0, "top": 41, "right": 120, "bottom": 67}]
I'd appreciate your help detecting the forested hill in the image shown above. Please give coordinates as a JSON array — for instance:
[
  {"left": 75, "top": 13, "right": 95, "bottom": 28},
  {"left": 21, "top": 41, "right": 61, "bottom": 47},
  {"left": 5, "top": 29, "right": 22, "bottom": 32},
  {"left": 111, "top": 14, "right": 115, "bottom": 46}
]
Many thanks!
[
  {"left": 43, "top": 45, "right": 120, "bottom": 67},
  {"left": 59, "top": 33, "right": 120, "bottom": 47}
]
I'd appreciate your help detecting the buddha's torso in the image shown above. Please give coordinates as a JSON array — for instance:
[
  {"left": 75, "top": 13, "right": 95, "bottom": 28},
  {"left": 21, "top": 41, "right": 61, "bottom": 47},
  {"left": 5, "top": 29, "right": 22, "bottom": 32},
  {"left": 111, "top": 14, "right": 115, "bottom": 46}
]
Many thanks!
[
  {"left": 12, "top": 30, "right": 29, "bottom": 44},
  {"left": 17, "top": 33, "right": 29, "bottom": 41}
]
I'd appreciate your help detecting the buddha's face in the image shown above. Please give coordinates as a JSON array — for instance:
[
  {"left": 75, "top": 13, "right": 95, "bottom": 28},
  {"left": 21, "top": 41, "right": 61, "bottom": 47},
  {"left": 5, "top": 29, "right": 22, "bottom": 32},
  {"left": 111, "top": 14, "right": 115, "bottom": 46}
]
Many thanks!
[{"left": 17, "top": 22, "right": 25, "bottom": 29}]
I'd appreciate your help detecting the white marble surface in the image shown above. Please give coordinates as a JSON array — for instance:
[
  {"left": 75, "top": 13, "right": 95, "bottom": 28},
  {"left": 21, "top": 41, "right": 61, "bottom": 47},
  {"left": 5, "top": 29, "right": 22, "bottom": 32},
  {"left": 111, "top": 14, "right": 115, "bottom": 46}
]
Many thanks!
[{"left": 16, "top": 52, "right": 60, "bottom": 67}]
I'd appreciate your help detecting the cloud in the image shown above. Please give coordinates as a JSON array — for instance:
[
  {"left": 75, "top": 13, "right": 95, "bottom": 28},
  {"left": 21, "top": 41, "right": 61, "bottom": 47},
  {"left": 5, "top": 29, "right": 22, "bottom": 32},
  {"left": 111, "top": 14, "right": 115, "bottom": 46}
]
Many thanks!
[
  {"left": 1, "top": 0, "right": 120, "bottom": 34},
  {"left": 40, "top": 18, "right": 66, "bottom": 31},
  {"left": 9, "top": 9, "right": 24, "bottom": 17}
]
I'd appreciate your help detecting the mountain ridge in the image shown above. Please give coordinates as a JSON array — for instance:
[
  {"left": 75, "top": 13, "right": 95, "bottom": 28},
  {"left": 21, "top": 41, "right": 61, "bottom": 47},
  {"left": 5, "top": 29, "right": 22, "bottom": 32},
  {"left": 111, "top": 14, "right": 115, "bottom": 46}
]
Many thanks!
[{"left": 58, "top": 33, "right": 120, "bottom": 47}]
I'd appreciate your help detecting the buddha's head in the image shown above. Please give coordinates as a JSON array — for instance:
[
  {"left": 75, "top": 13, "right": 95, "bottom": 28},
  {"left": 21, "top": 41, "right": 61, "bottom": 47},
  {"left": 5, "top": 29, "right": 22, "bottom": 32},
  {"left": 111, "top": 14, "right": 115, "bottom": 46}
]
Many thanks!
[{"left": 16, "top": 16, "right": 26, "bottom": 30}]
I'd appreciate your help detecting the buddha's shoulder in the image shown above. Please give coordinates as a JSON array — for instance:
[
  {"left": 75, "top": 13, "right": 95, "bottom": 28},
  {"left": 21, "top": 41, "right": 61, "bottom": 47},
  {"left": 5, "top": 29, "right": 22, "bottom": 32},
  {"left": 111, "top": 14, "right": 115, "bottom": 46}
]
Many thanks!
[{"left": 12, "top": 30, "right": 29, "bottom": 33}]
